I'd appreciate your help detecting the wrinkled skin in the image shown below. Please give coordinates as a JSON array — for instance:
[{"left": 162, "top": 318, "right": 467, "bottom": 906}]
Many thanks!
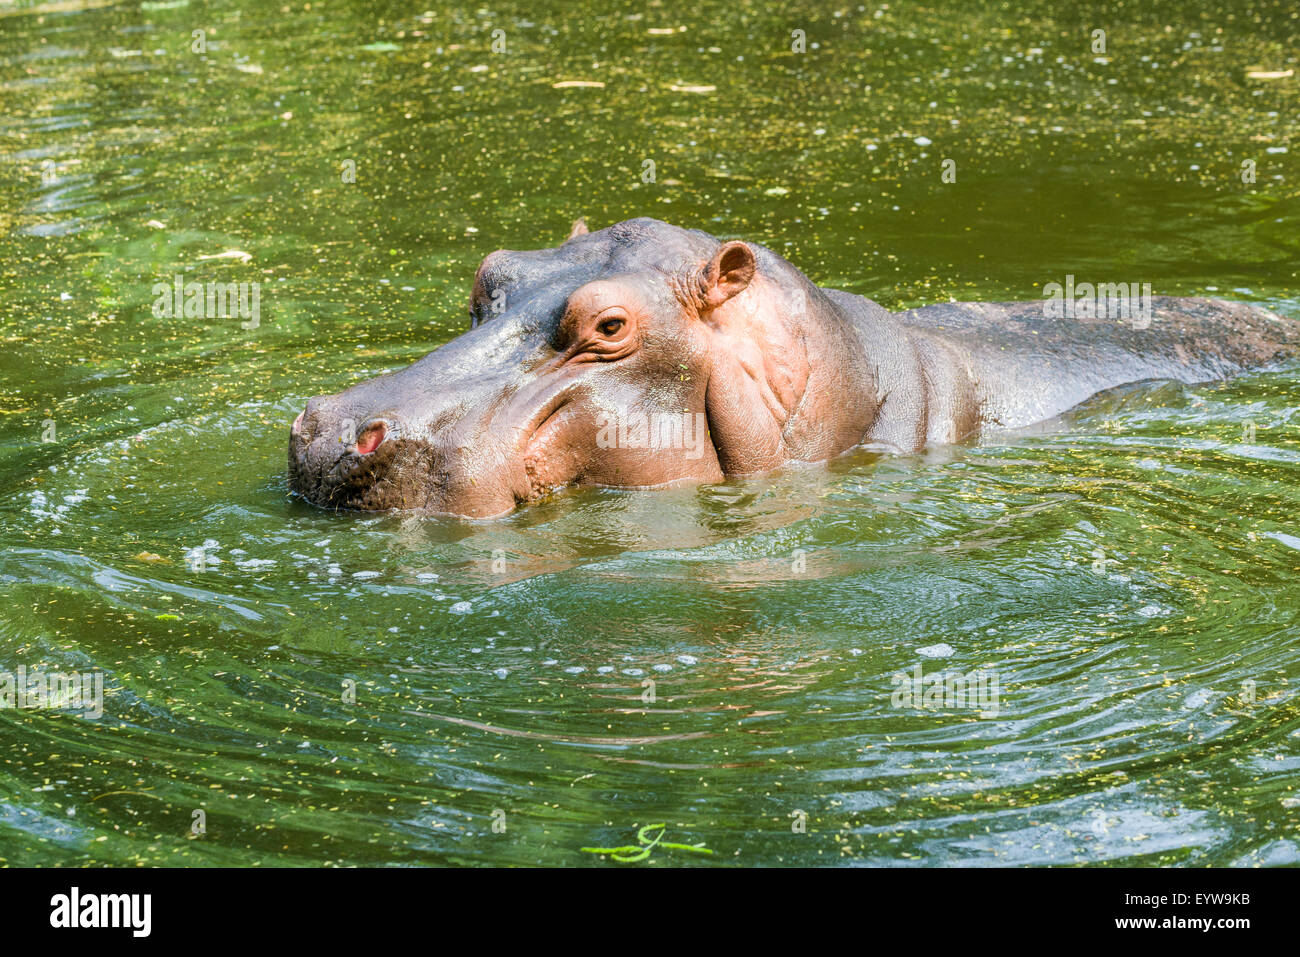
[{"left": 288, "top": 217, "right": 1298, "bottom": 516}]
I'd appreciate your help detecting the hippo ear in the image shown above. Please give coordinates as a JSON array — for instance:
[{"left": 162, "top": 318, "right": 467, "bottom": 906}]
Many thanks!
[
  {"left": 565, "top": 218, "right": 589, "bottom": 242},
  {"left": 698, "top": 241, "right": 756, "bottom": 310}
]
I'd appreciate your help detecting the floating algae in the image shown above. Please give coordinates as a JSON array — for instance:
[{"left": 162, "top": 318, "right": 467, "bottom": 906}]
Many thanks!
[{"left": 581, "top": 823, "right": 714, "bottom": 863}]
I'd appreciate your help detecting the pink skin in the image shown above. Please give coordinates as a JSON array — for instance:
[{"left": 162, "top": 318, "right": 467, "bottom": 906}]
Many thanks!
[
  {"left": 288, "top": 228, "right": 816, "bottom": 516},
  {"left": 354, "top": 422, "right": 386, "bottom": 456},
  {"left": 288, "top": 217, "right": 1298, "bottom": 516}
]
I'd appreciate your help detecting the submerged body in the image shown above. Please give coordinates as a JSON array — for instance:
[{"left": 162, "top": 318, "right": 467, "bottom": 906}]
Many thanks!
[{"left": 288, "top": 218, "right": 1297, "bottom": 516}]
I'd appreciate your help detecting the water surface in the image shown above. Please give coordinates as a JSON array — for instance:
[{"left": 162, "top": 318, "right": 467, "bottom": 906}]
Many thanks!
[{"left": 1, "top": 0, "right": 1298, "bottom": 865}]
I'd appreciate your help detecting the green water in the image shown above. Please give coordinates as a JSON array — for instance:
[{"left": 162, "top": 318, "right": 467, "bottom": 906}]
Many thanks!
[{"left": 1, "top": 0, "right": 1298, "bottom": 866}]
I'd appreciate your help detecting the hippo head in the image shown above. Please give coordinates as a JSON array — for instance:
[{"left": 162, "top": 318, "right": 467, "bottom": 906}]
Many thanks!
[{"left": 288, "top": 217, "right": 877, "bottom": 516}]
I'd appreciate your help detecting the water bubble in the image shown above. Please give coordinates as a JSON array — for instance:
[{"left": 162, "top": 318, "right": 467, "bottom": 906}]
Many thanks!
[{"left": 917, "top": 643, "right": 955, "bottom": 659}]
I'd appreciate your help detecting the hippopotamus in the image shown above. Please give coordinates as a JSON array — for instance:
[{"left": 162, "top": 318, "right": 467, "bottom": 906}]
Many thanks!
[{"left": 288, "top": 217, "right": 1297, "bottom": 516}]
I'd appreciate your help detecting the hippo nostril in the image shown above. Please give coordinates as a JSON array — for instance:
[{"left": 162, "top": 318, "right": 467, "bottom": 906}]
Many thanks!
[
  {"left": 294, "top": 396, "right": 333, "bottom": 442},
  {"left": 355, "top": 420, "right": 387, "bottom": 455}
]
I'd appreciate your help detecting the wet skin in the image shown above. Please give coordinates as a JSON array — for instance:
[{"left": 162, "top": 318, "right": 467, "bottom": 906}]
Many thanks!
[{"left": 288, "top": 217, "right": 1298, "bottom": 516}]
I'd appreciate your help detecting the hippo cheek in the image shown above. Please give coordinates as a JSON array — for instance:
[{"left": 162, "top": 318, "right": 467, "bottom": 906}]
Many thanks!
[
  {"left": 522, "top": 401, "right": 723, "bottom": 497},
  {"left": 521, "top": 403, "right": 589, "bottom": 500}
]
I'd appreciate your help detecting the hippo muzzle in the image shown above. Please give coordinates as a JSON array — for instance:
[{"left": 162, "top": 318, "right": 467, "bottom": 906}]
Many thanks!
[
  {"left": 288, "top": 397, "right": 433, "bottom": 511},
  {"left": 287, "top": 364, "right": 540, "bottom": 516}
]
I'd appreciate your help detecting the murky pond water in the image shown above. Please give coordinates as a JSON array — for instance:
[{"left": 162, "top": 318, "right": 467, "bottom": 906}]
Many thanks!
[{"left": 1, "top": 0, "right": 1298, "bottom": 866}]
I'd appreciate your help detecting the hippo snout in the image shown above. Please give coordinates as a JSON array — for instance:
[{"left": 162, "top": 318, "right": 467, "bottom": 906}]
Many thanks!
[
  {"left": 288, "top": 395, "right": 406, "bottom": 508},
  {"left": 287, "top": 385, "right": 524, "bottom": 515},
  {"left": 289, "top": 394, "right": 335, "bottom": 445}
]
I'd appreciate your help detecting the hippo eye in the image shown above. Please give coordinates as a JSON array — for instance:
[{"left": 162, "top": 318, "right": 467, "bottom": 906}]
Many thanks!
[{"left": 559, "top": 289, "right": 638, "bottom": 361}]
